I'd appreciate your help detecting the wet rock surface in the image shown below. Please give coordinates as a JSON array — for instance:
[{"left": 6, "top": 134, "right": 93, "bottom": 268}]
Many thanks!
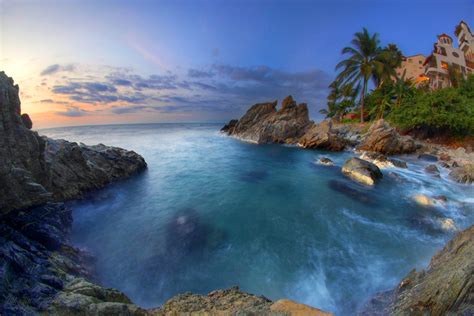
[
  {"left": 361, "top": 225, "right": 474, "bottom": 315},
  {"left": 449, "top": 164, "right": 474, "bottom": 184},
  {"left": 0, "top": 71, "right": 147, "bottom": 314},
  {"left": 342, "top": 157, "right": 383, "bottom": 186}
]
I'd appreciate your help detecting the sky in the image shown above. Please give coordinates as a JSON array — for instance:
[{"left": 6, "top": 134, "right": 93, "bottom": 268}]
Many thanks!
[{"left": 1, "top": 0, "right": 473, "bottom": 129}]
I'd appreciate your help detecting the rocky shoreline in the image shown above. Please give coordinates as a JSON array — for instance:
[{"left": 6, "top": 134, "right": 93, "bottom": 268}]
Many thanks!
[
  {"left": 223, "top": 95, "right": 474, "bottom": 185},
  {"left": 1, "top": 71, "right": 473, "bottom": 316}
]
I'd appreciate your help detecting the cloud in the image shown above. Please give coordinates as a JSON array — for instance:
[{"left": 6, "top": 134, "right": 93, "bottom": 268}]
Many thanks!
[
  {"left": 45, "top": 63, "right": 331, "bottom": 120},
  {"left": 40, "top": 64, "right": 75, "bottom": 76},
  {"left": 188, "top": 68, "right": 215, "bottom": 78},
  {"left": 55, "top": 106, "right": 90, "bottom": 117}
]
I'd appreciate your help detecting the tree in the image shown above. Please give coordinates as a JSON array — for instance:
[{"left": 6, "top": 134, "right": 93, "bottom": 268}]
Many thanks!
[
  {"left": 336, "top": 28, "right": 383, "bottom": 123},
  {"left": 374, "top": 43, "right": 403, "bottom": 87},
  {"left": 320, "top": 80, "right": 358, "bottom": 121}
]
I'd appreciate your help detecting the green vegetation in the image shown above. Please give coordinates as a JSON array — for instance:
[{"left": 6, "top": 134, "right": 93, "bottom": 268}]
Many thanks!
[
  {"left": 322, "top": 28, "right": 474, "bottom": 136},
  {"left": 388, "top": 75, "right": 474, "bottom": 136}
]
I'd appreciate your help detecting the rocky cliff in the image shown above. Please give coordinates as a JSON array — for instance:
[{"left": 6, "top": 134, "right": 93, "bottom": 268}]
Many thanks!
[
  {"left": 361, "top": 224, "right": 474, "bottom": 315},
  {"left": 0, "top": 71, "right": 147, "bottom": 315}
]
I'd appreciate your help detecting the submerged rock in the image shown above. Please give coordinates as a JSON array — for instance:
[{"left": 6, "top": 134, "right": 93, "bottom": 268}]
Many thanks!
[
  {"left": 418, "top": 153, "right": 438, "bottom": 162},
  {"left": 357, "top": 119, "right": 417, "bottom": 155},
  {"left": 298, "top": 120, "right": 346, "bottom": 151},
  {"left": 425, "top": 164, "right": 440, "bottom": 175},
  {"left": 224, "top": 96, "right": 311, "bottom": 144},
  {"left": 318, "top": 157, "right": 335, "bottom": 166},
  {"left": 342, "top": 157, "right": 383, "bottom": 186},
  {"left": 328, "top": 179, "right": 376, "bottom": 205},
  {"left": 412, "top": 194, "right": 446, "bottom": 208}
]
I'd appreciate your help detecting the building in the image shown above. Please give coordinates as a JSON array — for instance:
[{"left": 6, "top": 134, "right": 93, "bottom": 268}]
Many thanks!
[
  {"left": 395, "top": 54, "right": 429, "bottom": 86},
  {"left": 455, "top": 20, "right": 474, "bottom": 71},
  {"left": 423, "top": 33, "right": 468, "bottom": 89}
]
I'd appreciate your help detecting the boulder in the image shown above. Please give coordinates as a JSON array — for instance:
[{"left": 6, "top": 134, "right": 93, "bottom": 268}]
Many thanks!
[
  {"left": 223, "top": 96, "right": 312, "bottom": 144},
  {"left": 425, "top": 164, "right": 440, "bottom": 175},
  {"left": 358, "top": 119, "right": 417, "bottom": 155},
  {"left": 298, "top": 120, "right": 346, "bottom": 151},
  {"left": 412, "top": 194, "right": 446, "bottom": 208},
  {"left": 341, "top": 157, "right": 383, "bottom": 186},
  {"left": 449, "top": 164, "right": 474, "bottom": 184},
  {"left": 418, "top": 154, "right": 438, "bottom": 162},
  {"left": 318, "top": 157, "right": 335, "bottom": 166}
]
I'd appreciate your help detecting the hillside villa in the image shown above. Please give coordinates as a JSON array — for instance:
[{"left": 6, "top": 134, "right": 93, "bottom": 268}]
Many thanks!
[{"left": 396, "top": 20, "right": 474, "bottom": 89}]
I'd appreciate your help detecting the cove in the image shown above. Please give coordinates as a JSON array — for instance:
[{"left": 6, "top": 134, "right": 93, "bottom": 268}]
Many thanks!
[{"left": 42, "top": 123, "right": 474, "bottom": 315}]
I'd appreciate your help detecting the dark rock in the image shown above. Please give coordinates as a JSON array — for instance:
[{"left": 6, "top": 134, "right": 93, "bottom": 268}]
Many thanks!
[
  {"left": 239, "top": 169, "right": 269, "bottom": 182},
  {"left": 439, "top": 161, "right": 450, "bottom": 169},
  {"left": 357, "top": 119, "right": 417, "bottom": 155},
  {"left": 44, "top": 138, "right": 147, "bottom": 200},
  {"left": 318, "top": 157, "right": 335, "bottom": 166},
  {"left": 342, "top": 157, "right": 383, "bottom": 186},
  {"left": 298, "top": 120, "right": 346, "bottom": 151},
  {"left": 425, "top": 164, "right": 440, "bottom": 174},
  {"left": 452, "top": 161, "right": 459, "bottom": 168},
  {"left": 21, "top": 113, "right": 33, "bottom": 129},
  {"left": 223, "top": 96, "right": 311, "bottom": 144},
  {"left": 449, "top": 164, "right": 474, "bottom": 184},
  {"left": 418, "top": 154, "right": 438, "bottom": 162},
  {"left": 220, "top": 119, "right": 238, "bottom": 133},
  {"left": 328, "top": 180, "right": 376, "bottom": 205}
]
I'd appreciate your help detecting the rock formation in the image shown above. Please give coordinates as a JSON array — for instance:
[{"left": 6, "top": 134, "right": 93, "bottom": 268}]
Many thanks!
[
  {"left": 0, "top": 72, "right": 146, "bottom": 214},
  {"left": 299, "top": 120, "right": 346, "bottom": 151},
  {"left": 0, "top": 71, "right": 147, "bottom": 315},
  {"left": 449, "top": 164, "right": 474, "bottom": 184},
  {"left": 153, "top": 287, "right": 332, "bottom": 315},
  {"left": 223, "top": 95, "right": 312, "bottom": 144},
  {"left": 342, "top": 157, "right": 383, "bottom": 186},
  {"left": 361, "top": 224, "right": 474, "bottom": 315},
  {"left": 358, "top": 119, "right": 417, "bottom": 155}
]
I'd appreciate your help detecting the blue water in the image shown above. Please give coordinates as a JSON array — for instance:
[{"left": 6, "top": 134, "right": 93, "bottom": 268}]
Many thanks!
[{"left": 42, "top": 123, "right": 474, "bottom": 315}]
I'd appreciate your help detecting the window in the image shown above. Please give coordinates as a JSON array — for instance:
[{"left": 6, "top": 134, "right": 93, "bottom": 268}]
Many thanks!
[
  {"left": 419, "top": 60, "right": 422, "bottom": 64},
  {"left": 408, "top": 59, "right": 412, "bottom": 63},
  {"left": 452, "top": 52, "right": 460, "bottom": 58},
  {"left": 441, "top": 62, "right": 449, "bottom": 70}
]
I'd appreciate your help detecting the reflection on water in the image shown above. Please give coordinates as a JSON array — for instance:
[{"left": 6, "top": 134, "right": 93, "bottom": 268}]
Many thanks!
[{"left": 42, "top": 123, "right": 474, "bottom": 315}]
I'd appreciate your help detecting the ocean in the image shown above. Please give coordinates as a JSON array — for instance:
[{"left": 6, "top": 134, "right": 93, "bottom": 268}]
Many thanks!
[{"left": 41, "top": 123, "right": 474, "bottom": 315}]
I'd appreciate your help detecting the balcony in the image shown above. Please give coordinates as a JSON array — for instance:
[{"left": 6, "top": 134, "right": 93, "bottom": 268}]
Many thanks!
[{"left": 460, "top": 40, "right": 470, "bottom": 52}]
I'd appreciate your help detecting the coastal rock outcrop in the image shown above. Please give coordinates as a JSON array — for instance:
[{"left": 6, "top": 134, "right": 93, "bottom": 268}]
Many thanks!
[
  {"left": 298, "top": 120, "right": 346, "bottom": 151},
  {"left": 358, "top": 119, "right": 417, "bottom": 155},
  {"left": 361, "top": 225, "right": 474, "bottom": 315},
  {"left": 223, "top": 95, "right": 311, "bottom": 144},
  {"left": 342, "top": 157, "right": 383, "bottom": 186},
  {"left": 45, "top": 138, "right": 146, "bottom": 200},
  {"left": 0, "top": 71, "right": 146, "bottom": 214},
  {"left": 153, "top": 287, "right": 332, "bottom": 315},
  {"left": 0, "top": 71, "right": 147, "bottom": 315}
]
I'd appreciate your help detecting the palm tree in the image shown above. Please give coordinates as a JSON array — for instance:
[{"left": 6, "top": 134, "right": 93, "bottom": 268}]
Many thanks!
[
  {"left": 320, "top": 80, "right": 359, "bottom": 121},
  {"left": 336, "top": 28, "right": 383, "bottom": 123},
  {"left": 375, "top": 44, "right": 403, "bottom": 87}
]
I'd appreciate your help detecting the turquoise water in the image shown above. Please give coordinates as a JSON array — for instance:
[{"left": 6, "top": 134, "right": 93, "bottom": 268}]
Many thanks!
[{"left": 42, "top": 123, "right": 474, "bottom": 315}]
